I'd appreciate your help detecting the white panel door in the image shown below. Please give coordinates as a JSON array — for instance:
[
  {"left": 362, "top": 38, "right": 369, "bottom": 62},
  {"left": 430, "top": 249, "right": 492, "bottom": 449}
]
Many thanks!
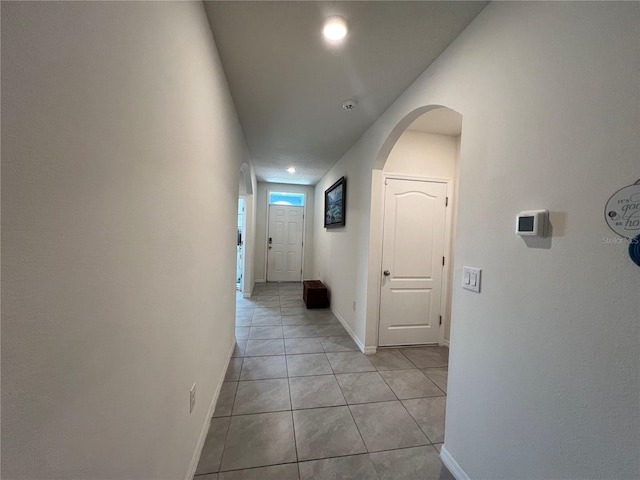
[
  {"left": 267, "top": 205, "right": 303, "bottom": 282},
  {"left": 379, "top": 178, "right": 447, "bottom": 346}
]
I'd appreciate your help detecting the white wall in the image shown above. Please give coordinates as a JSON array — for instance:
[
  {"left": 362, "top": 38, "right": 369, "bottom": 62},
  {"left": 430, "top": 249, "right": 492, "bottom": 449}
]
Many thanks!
[
  {"left": 314, "top": 164, "right": 371, "bottom": 341},
  {"left": 1, "top": 3, "right": 250, "bottom": 479},
  {"left": 383, "top": 130, "right": 459, "bottom": 344},
  {"left": 384, "top": 130, "right": 457, "bottom": 178},
  {"left": 313, "top": 2, "right": 639, "bottom": 478},
  {"left": 447, "top": 136, "right": 461, "bottom": 342},
  {"left": 254, "top": 182, "right": 315, "bottom": 282}
]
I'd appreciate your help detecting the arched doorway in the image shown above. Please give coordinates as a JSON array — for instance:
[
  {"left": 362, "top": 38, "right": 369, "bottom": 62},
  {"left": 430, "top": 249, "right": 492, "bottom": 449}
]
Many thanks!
[
  {"left": 237, "top": 163, "right": 254, "bottom": 297},
  {"left": 362, "top": 105, "right": 462, "bottom": 457},
  {"left": 369, "top": 106, "right": 462, "bottom": 348}
]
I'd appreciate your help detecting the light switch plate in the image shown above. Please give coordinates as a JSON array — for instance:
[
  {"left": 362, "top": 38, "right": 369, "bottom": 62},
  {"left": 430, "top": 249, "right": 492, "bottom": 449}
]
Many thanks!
[{"left": 463, "top": 267, "right": 481, "bottom": 292}]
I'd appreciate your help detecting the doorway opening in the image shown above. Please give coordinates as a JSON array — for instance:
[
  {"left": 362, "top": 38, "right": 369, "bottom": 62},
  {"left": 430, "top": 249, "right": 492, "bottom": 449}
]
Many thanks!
[
  {"left": 266, "top": 191, "right": 306, "bottom": 282},
  {"left": 373, "top": 106, "right": 462, "bottom": 348},
  {"left": 237, "top": 162, "right": 254, "bottom": 298},
  {"left": 237, "top": 197, "right": 245, "bottom": 291}
]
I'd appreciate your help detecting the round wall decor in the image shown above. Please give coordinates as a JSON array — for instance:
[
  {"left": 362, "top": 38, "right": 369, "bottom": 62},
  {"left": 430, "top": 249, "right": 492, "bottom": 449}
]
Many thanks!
[{"left": 605, "top": 180, "right": 640, "bottom": 239}]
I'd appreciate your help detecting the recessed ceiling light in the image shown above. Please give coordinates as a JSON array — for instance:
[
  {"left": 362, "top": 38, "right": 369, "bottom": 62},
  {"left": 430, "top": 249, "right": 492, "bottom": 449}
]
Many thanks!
[
  {"left": 323, "top": 16, "right": 348, "bottom": 43},
  {"left": 287, "top": 167, "right": 296, "bottom": 173}
]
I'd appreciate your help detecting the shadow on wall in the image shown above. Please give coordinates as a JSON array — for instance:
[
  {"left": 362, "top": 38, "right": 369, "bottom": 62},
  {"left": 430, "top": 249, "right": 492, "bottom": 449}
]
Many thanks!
[{"left": 521, "top": 211, "right": 568, "bottom": 249}]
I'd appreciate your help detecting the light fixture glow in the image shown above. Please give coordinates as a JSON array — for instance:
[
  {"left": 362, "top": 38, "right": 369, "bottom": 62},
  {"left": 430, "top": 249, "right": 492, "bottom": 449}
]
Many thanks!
[
  {"left": 287, "top": 167, "right": 296, "bottom": 173},
  {"left": 323, "top": 16, "right": 348, "bottom": 43}
]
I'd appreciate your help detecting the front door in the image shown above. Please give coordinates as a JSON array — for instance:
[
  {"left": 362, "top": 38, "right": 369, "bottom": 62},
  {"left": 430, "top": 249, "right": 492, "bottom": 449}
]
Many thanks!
[
  {"left": 267, "top": 205, "right": 303, "bottom": 282},
  {"left": 379, "top": 178, "right": 447, "bottom": 346}
]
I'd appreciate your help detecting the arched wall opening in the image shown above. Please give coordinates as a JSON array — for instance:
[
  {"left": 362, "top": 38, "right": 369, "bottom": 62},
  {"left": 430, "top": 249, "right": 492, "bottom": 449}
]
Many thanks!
[
  {"left": 366, "top": 105, "right": 462, "bottom": 349},
  {"left": 238, "top": 162, "right": 256, "bottom": 298},
  {"left": 240, "top": 163, "right": 253, "bottom": 196}
]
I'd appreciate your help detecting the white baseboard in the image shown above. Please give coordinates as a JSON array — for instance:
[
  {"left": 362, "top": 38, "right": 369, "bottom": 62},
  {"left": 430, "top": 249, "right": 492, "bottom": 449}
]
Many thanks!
[
  {"left": 440, "top": 445, "right": 470, "bottom": 480},
  {"left": 330, "top": 308, "right": 376, "bottom": 355},
  {"left": 444, "top": 339, "right": 450, "bottom": 347},
  {"left": 255, "top": 279, "right": 266, "bottom": 283},
  {"left": 243, "top": 281, "right": 254, "bottom": 298},
  {"left": 185, "top": 336, "right": 236, "bottom": 480}
]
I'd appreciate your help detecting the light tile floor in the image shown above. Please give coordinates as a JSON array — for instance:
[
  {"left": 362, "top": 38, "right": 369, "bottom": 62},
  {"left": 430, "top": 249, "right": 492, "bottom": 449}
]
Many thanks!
[{"left": 195, "top": 282, "right": 453, "bottom": 480}]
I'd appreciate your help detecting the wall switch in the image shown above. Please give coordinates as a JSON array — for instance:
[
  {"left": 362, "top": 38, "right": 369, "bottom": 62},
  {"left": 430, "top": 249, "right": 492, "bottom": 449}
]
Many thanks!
[
  {"left": 190, "top": 383, "right": 197, "bottom": 414},
  {"left": 462, "top": 267, "right": 481, "bottom": 293},
  {"left": 352, "top": 300, "right": 356, "bottom": 311}
]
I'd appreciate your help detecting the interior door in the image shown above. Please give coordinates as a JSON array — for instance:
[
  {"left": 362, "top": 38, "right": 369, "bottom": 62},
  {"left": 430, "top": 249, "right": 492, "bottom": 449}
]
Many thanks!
[
  {"left": 267, "top": 205, "right": 303, "bottom": 282},
  {"left": 379, "top": 178, "right": 447, "bottom": 346}
]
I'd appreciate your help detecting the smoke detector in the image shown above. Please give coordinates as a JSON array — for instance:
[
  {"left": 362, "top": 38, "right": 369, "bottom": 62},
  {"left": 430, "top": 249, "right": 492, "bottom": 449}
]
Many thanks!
[{"left": 342, "top": 99, "right": 357, "bottom": 111}]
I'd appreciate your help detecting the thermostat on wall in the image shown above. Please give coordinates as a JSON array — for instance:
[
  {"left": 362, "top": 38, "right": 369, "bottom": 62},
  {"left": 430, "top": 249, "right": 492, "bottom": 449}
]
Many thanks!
[{"left": 516, "top": 209, "right": 548, "bottom": 237}]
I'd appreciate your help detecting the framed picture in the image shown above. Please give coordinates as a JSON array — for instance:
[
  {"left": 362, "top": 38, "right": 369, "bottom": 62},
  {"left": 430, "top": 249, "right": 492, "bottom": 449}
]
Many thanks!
[{"left": 324, "top": 176, "right": 346, "bottom": 228}]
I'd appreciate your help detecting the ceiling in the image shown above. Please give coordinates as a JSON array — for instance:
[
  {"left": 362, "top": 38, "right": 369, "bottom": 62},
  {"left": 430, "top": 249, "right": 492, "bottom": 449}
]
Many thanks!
[{"left": 204, "top": 1, "right": 487, "bottom": 185}]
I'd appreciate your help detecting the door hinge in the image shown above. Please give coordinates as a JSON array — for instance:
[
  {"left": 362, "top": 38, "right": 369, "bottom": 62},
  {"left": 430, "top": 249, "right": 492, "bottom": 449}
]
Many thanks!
[
  {"left": 439, "top": 315, "right": 442, "bottom": 326},
  {"left": 445, "top": 197, "right": 449, "bottom": 207},
  {"left": 442, "top": 257, "right": 445, "bottom": 266}
]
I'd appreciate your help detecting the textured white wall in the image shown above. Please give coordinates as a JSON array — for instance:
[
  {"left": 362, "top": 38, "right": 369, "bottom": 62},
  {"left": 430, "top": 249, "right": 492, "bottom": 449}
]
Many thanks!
[
  {"left": 313, "top": 2, "right": 639, "bottom": 478},
  {"left": 254, "top": 182, "right": 315, "bottom": 282},
  {"left": 1, "top": 3, "right": 250, "bottom": 479},
  {"left": 314, "top": 162, "right": 371, "bottom": 340},
  {"left": 384, "top": 131, "right": 457, "bottom": 179}
]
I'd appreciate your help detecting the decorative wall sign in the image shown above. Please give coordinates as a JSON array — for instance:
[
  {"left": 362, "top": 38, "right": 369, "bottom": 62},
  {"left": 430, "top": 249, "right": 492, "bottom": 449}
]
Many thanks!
[{"left": 605, "top": 180, "right": 640, "bottom": 239}]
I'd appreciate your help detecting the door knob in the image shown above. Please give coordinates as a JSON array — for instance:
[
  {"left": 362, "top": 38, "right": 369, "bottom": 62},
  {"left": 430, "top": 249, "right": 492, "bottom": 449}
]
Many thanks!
[{"left": 383, "top": 270, "right": 390, "bottom": 276}]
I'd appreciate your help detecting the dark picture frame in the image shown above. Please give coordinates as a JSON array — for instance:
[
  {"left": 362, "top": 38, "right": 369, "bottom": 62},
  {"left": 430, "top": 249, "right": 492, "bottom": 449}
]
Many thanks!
[{"left": 324, "top": 176, "right": 346, "bottom": 228}]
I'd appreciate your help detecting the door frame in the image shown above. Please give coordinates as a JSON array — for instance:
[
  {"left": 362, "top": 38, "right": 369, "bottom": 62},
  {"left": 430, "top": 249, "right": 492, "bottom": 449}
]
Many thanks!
[
  {"left": 264, "top": 189, "right": 307, "bottom": 282},
  {"left": 237, "top": 195, "right": 246, "bottom": 292},
  {"left": 376, "top": 172, "right": 454, "bottom": 347}
]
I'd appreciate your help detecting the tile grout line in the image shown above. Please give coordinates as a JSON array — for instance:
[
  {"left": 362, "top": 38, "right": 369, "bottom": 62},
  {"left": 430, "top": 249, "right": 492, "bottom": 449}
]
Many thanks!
[
  {"left": 279, "top": 290, "right": 303, "bottom": 469},
  {"left": 375, "top": 363, "right": 436, "bottom": 446},
  {"left": 421, "top": 367, "right": 448, "bottom": 396},
  {"left": 224, "top": 396, "right": 447, "bottom": 418},
  {"left": 205, "top": 443, "right": 448, "bottom": 476},
  {"left": 331, "top": 358, "right": 372, "bottom": 457},
  {"left": 285, "top": 382, "right": 300, "bottom": 466},
  {"left": 214, "top": 358, "right": 243, "bottom": 474},
  {"left": 398, "top": 396, "right": 436, "bottom": 445},
  {"left": 227, "top": 287, "right": 451, "bottom": 476},
  {"left": 285, "top": 381, "right": 299, "bottom": 465}
]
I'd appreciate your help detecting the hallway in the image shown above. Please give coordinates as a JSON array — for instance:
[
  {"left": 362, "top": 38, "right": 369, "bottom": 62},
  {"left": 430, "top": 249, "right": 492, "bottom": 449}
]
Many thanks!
[{"left": 194, "top": 282, "right": 452, "bottom": 479}]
